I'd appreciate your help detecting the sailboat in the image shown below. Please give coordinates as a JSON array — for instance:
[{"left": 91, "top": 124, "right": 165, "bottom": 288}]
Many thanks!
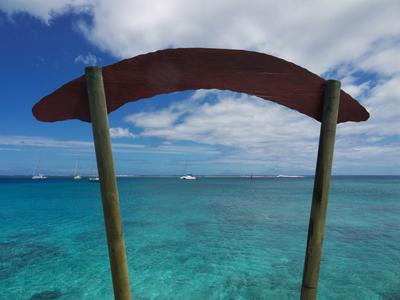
[
  {"left": 32, "top": 173, "right": 47, "bottom": 180},
  {"left": 180, "top": 174, "right": 196, "bottom": 180},
  {"left": 180, "top": 161, "right": 196, "bottom": 180},
  {"left": 88, "top": 166, "right": 99, "bottom": 182},
  {"left": 32, "top": 161, "right": 47, "bottom": 180},
  {"left": 73, "top": 162, "right": 82, "bottom": 180}
]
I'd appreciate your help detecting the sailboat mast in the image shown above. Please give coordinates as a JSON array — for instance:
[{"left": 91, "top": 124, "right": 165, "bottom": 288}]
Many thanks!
[
  {"left": 183, "top": 160, "right": 187, "bottom": 174},
  {"left": 74, "top": 161, "right": 79, "bottom": 176},
  {"left": 33, "top": 160, "right": 39, "bottom": 176}
]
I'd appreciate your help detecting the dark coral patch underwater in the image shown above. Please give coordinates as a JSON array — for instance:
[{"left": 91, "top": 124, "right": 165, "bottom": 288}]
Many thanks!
[{"left": 30, "top": 290, "right": 62, "bottom": 300}]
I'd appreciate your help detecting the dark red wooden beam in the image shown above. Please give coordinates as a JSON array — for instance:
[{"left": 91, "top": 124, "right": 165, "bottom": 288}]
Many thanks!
[{"left": 32, "top": 48, "right": 369, "bottom": 123}]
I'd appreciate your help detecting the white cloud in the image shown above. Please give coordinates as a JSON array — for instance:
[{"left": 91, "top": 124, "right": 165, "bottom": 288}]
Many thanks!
[
  {"left": 74, "top": 0, "right": 399, "bottom": 75},
  {"left": 2, "top": 1, "right": 399, "bottom": 131},
  {"left": 125, "top": 110, "right": 181, "bottom": 129},
  {"left": 74, "top": 52, "right": 98, "bottom": 65},
  {"left": 1, "top": 1, "right": 399, "bottom": 173},
  {"left": 0, "top": 135, "right": 93, "bottom": 148},
  {"left": 338, "top": 76, "right": 400, "bottom": 138},
  {"left": 109, "top": 127, "right": 135, "bottom": 138},
  {"left": 0, "top": 135, "right": 143, "bottom": 150},
  {"left": 0, "top": 0, "right": 92, "bottom": 24},
  {"left": 146, "top": 144, "right": 219, "bottom": 155},
  {"left": 358, "top": 40, "right": 400, "bottom": 77},
  {"left": 125, "top": 89, "right": 400, "bottom": 174},
  {"left": 124, "top": 90, "right": 206, "bottom": 129},
  {"left": 134, "top": 94, "right": 319, "bottom": 146},
  {"left": 0, "top": 147, "right": 22, "bottom": 151},
  {"left": 127, "top": 91, "right": 321, "bottom": 171},
  {"left": 1, "top": 1, "right": 399, "bottom": 75},
  {"left": 0, "top": 135, "right": 219, "bottom": 155}
]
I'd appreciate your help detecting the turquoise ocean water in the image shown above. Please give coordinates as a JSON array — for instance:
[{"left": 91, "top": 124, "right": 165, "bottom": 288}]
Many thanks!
[{"left": 1, "top": 176, "right": 399, "bottom": 299}]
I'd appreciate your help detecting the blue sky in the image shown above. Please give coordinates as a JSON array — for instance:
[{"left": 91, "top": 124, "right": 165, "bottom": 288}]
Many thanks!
[{"left": 0, "top": 1, "right": 399, "bottom": 175}]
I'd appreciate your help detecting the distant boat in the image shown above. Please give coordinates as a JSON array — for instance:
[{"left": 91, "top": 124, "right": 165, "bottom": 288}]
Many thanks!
[
  {"left": 88, "top": 165, "right": 99, "bottom": 181},
  {"left": 276, "top": 174, "right": 304, "bottom": 178},
  {"left": 73, "top": 162, "right": 81, "bottom": 180},
  {"left": 180, "top": 174, "right": 196, "bottom": 180},
  {"left": 32, "top": 161, "right": 47, "bottom": 180},
  {"left": 180, "top": 161, "right": 196, "bottom": 180},
  {"left": 32, "top": 174, "right": 48, "bottom": 180}
]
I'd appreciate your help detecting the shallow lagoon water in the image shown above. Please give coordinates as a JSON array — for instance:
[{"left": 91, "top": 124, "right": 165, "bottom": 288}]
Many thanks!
[{"left": 1, "top": 176, "right": 399, "bottom": 299}]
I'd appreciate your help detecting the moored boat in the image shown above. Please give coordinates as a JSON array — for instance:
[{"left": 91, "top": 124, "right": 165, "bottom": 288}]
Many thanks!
[
  {"left": 32, "top": 174, "right": 48, "bottom": 180},
  {"left": 180, "top": 174, "right": 196, "bottom": 180}
]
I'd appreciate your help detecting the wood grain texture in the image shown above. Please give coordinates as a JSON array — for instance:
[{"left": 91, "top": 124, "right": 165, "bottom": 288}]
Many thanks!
[
  {"left": 301, "top": 80, "right": 341, "bottom": 300},
  {"left": 86, "top": 67, "right": 132, "bottom": 300},
  {"left": 32, "top": 48, "right": 369, "bottom": 123}
]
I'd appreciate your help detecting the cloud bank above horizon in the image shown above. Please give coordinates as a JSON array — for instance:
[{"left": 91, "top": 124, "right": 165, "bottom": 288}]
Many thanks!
[{"left": 0, "top": 0, "right": 399, "bottom": 174}]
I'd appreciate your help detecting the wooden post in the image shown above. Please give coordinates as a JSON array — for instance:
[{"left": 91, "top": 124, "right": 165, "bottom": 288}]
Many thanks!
[
  {"left": 300, "top": 80, "right": 341, "bottom": 300},
  {"left": 86, "top": 67, "right": 132, "bottom": 300}
]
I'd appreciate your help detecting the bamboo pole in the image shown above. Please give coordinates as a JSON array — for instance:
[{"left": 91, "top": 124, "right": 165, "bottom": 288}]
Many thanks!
[
  {"left": 300, "top": 80, "right": 341, "bottom": 300},
  {"left": 86, "top": 67, "right": 132, "bottom": 300}
]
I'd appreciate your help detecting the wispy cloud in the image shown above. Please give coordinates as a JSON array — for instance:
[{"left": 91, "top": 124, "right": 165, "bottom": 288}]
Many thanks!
[
  {"left": 126, "top": 90, "right": 320, "bottom": 146},
  {"left": 0, "top": 135, "right": 142, "bottom": 150},
  {"left": 0, "top": 135, "right": 94, "bottom": 148},
  {"left": 0, "top": 147, "right": 22, "bottom": 151},
  {"left": 110, "top": 127, "right": 135, "bottom": 138},
  {"left": 1, "top": 1, "right": 398, "bottom": 74},
  {"left": 125, "top": 110, "right": 181, "bottom": 129},
  {"left": 338, "top": 76, "right": 400, "bottom": 138},
  {"left": 0, "top": 135, "right": 218, "bottom": 155},
  {"left": 125, "top": 89, "right": 400, "bottom": 174},
  {"left": 1, "top": 1, "right": 399, "bottom": 174},
  {"left": 74, "top": 52, "right": 98, "bottom": 65},
  {"left": 0, "top": 0, "right": 92, "bottom": 24}
]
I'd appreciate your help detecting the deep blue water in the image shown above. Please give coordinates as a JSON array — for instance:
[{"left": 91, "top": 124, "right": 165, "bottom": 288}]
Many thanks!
[{"left": 1, "top": 176, "right": 399, "bottom": 299}]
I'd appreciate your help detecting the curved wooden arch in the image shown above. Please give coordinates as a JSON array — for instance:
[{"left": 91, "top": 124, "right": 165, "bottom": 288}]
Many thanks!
[
  {"left": 32, "top": 48, "right": 370, "bottom": 300},
  {"left": 32, "top": 48, "right": 369, "bottom": 123}
]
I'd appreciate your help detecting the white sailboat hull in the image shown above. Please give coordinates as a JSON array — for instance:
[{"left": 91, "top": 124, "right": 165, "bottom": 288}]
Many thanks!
[
  {"left": 180, "top": 175, "right": 196, "bottom": 180},
  {"left": 32, "top": 174, "right": 47, "bottom": 180}
]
